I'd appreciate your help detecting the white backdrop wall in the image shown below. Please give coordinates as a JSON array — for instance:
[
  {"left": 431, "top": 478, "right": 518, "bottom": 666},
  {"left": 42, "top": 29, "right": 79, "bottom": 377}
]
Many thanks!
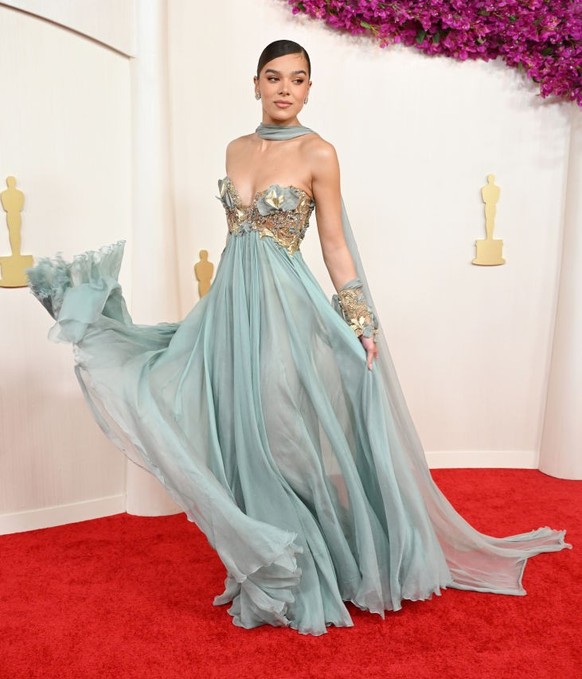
[
  {"left": 0, "top": 0, "right": 136, "bottom": 55},
  {"left": 540, "top": 108, "right": 582, "bottom": 479},
  {"left": 1, "top": 0, "right": 579, "bottom": 535},
  {"left": 168, "top": 0, "right": 575, "bottom": 469},
  {"left": 0, "top": 6, "right": 132, "bottom": 532}
]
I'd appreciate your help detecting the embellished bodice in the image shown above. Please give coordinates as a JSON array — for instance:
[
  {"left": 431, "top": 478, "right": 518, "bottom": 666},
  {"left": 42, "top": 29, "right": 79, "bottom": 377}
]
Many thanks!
[{"left": 218, "top": 177, "right": 315, "bottom": 255}]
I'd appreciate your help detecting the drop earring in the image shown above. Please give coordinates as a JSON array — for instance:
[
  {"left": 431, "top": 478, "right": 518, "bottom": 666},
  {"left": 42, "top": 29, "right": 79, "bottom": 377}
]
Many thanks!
[
  {"left": 304, "top": 97, "right": 309, "bottom": 104},
  {"left": 255, "top": 92, "right": 261, "bottom": 100}
]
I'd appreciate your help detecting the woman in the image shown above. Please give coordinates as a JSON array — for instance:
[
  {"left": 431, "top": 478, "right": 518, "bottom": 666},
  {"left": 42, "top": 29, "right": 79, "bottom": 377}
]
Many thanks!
[{"left": 28, "top": 39, "right": 570, "bottom": 636}]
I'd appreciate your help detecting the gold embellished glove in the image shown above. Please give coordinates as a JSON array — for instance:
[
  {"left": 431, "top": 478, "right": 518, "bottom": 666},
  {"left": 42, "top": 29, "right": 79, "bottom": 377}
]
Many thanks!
[{"left": 332, "top": 278, "right": 378, "bottom": 340}]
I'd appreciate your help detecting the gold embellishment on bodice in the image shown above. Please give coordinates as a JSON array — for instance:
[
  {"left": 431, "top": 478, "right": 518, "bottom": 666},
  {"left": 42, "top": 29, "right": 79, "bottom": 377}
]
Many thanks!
[{"left": 218, "top": 177, "right": 315, "bottom": 255}]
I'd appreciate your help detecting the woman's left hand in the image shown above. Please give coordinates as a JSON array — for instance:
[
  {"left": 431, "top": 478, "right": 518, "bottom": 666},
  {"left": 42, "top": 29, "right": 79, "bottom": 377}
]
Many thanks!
[{"left": 360, "top": 336, "right": 378, "bottom": 371}]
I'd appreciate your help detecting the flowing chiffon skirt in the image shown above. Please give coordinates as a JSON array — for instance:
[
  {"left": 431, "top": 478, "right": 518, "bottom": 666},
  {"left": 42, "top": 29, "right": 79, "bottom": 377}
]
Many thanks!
[{"left": 27, "top": 234, "right": 571, "bottom": 635}]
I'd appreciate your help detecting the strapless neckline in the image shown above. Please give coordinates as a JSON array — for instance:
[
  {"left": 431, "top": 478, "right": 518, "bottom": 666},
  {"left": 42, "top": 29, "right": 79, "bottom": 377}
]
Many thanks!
[{"left": 222, "top": 176, "right": 314, "bottom": 210}]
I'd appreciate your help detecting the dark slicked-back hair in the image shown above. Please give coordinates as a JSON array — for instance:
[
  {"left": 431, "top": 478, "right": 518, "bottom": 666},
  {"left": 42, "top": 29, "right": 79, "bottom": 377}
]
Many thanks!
[{"left": 257, "top": 40, "right": 311, "bottom": 78}]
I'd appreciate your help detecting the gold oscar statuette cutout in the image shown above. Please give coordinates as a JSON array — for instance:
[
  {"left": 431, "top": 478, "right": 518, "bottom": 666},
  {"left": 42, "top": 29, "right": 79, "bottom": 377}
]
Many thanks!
[
  {"left": 473, "top": 174, "right": 505, "bottom": 266},
  {"left": 0, "top": 176, "right": 34, "bottom": 287},
  {"left": 194, "top": 249, "right": 214, "bottom": 298}
]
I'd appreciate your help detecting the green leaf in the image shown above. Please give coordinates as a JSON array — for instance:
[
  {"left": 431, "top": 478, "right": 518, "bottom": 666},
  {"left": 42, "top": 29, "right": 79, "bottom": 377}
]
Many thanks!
[{"left": 416, "top": 29, "right": 427, "bottom": 44}]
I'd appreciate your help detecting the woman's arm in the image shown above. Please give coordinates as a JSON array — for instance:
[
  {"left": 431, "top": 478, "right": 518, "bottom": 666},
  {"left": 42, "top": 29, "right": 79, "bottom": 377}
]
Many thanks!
[
  {"left": 309, "top": 139, "right": 378, "bottom": 369},
  {"left": 310, "top": 140, "right": 356, "bottom": 290}
]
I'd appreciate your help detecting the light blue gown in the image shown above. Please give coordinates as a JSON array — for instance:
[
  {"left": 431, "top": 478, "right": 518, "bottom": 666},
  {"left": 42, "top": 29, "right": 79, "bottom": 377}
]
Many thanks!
[{"left": 27, "top": 124, "right": 571, "bottom": 636}]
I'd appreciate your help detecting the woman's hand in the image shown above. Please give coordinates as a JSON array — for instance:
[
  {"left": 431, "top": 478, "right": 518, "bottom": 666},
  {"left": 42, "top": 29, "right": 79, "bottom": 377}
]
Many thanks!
[{"left": 360, "top": 335, "right": 378, "bottom": 370}]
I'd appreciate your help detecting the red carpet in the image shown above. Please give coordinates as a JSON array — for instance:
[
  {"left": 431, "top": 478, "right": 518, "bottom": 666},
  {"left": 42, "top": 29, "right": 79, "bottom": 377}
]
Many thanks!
[{"left": 0, "top": 469, "right": 580, "bottom": 679}]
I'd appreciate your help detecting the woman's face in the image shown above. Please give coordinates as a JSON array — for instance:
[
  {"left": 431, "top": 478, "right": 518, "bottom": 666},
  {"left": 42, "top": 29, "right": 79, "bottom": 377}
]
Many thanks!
[{"left": 254, "top": 52, "right": 311, "bottom": 125}]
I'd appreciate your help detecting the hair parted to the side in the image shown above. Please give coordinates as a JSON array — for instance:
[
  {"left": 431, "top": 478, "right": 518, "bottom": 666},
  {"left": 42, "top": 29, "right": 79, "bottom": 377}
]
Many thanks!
[{"left": 257, "top": 40, "right": 311, "bottom": 78}]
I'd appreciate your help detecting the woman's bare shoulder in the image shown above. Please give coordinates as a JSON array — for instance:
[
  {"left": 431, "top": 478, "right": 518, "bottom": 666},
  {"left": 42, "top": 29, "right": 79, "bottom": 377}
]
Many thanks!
[
  {"left": 226, "top": 133, "right": 256, "bottom": 152},
  {"left": 225, "top": 133, "right": 256, "bottom": 166},
  {"left": 301, "top": 133, "right": 339, "bottom": 170},
  {"left": 225, "top": 134, "right": 256, "bottom": 169}
]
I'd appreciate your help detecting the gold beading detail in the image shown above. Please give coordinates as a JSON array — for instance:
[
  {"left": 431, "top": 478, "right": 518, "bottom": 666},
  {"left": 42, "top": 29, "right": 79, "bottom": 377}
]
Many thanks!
[
  {"left": 337, "top": 285, "right": 378, "bottom": 338},
  {"left": 223, "top": 179, "right": 314, "bottom": 256}
]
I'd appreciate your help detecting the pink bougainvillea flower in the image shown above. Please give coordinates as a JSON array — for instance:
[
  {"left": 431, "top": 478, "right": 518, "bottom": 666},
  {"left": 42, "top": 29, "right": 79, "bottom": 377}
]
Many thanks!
[{"left": 284, "top": 0, "right": 582, "bottom": 106}]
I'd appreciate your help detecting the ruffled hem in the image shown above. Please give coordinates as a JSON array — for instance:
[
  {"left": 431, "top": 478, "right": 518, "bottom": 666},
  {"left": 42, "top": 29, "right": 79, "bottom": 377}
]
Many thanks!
[
  {"left": 27, "top": 241, "right": 129, "bottom": 343},
  {"left": 213, "top": 536, "right": 307, "bottom": 631}
]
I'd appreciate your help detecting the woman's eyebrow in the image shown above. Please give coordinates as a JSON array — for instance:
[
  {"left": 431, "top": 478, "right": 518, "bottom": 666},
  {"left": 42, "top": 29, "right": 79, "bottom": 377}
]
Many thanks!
[{"left": 264, "top": 68, "right": 307, "bottom": 76}]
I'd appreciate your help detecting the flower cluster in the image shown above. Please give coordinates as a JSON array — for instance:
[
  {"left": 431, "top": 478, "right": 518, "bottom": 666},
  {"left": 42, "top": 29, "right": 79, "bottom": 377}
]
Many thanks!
[{"left": 285, "top": 0, "right": 582, "bottom": 106}]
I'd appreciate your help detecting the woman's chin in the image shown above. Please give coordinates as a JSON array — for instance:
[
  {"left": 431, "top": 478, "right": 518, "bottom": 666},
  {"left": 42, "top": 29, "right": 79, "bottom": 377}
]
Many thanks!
[{"left": 265, "top": 109, "right": 300, "bottom": 125}]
